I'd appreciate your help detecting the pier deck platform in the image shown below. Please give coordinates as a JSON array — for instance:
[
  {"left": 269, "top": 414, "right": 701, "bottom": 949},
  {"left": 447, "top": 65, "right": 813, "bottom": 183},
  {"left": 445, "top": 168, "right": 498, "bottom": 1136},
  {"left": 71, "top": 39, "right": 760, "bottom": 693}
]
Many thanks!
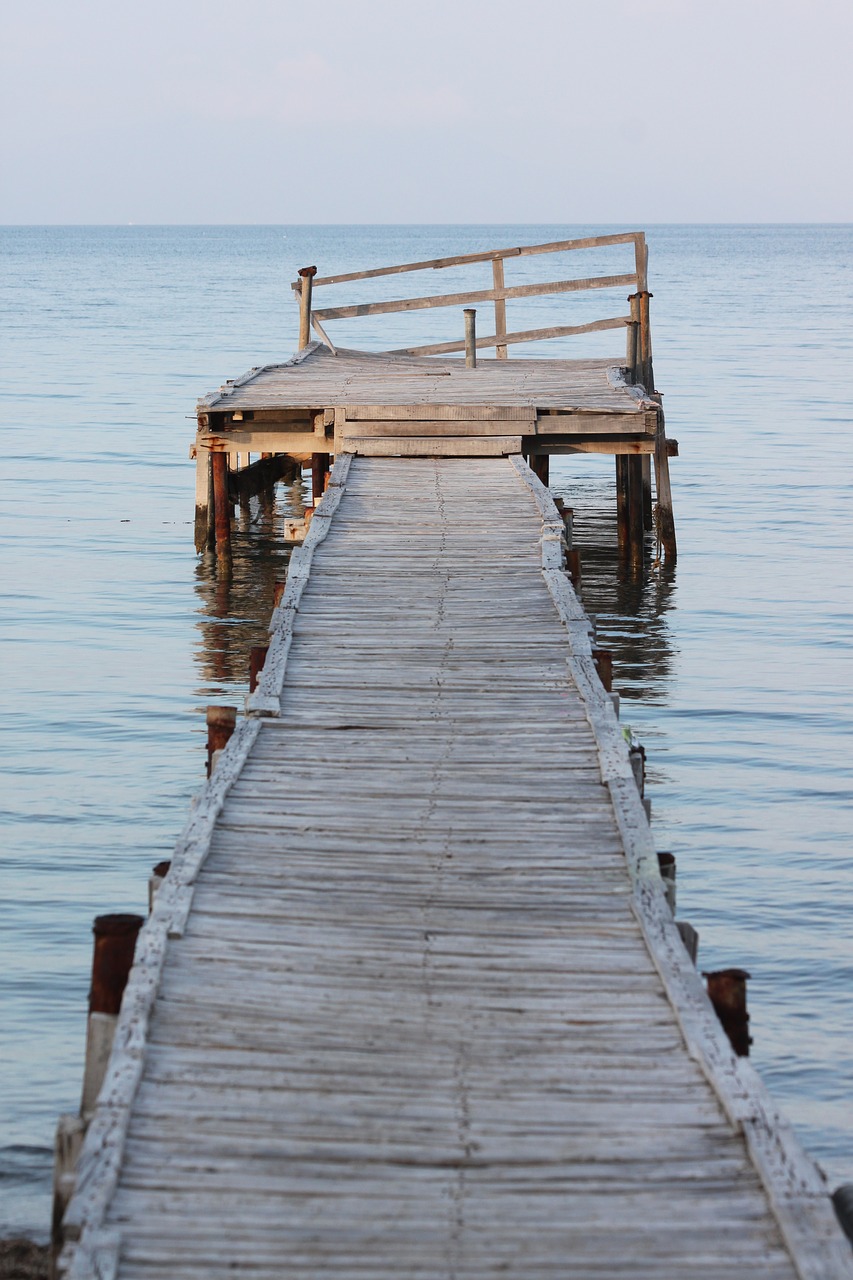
[{"left": 62, "top": 455, "right": 852, "bottom": 1279}]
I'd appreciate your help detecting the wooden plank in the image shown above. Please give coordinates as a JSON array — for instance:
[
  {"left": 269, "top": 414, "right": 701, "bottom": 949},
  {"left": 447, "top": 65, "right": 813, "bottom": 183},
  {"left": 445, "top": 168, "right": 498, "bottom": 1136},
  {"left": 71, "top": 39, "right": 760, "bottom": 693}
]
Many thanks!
[
  {"left": 389, "top": 315, "right": 630, "bottom": 357},
  {"left": 344, "top": 436, "right": 523, "bottom": 457},
  {"left": 62, "top": 453, "right": 851, "bottom": 1280},
  {"left": 314, "top": 274, "right": 638, "bottom": 322},
  {"left": 306, "top": 232, "right": 644, "bottom": 287},
  {"left": 341, "top": 420, "right": 527, "bottom": 438},
  {"left": 343, "top": 404, "right": 534, "bottom": 422}
]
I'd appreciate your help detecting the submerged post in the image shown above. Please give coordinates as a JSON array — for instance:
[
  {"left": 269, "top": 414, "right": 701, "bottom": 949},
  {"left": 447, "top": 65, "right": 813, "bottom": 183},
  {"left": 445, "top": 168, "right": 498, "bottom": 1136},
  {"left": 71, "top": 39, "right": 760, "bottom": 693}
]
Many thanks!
[
  {"left": 211, "top": 451, "right": 232, "bottom": 563},
  {"left": 464, "top": 308, "right": 477, "bottom": 368},
  {"left": 81, "top": 914, "right": 144, "bottom": 1116},
  {"left": 654, "top": 408, "right": 678, "bottom": 563},
  {"left": 705, "top": 968, "right": 752, "bottom": 1057},
  {"left": 298, "top": 266, "right": 318, "bottom": 350}
]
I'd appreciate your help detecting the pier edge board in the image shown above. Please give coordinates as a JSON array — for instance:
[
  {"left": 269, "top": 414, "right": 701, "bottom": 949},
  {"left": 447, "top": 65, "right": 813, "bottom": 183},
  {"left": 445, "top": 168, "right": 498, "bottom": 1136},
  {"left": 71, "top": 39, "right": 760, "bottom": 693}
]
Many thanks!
[{"left": 509, "top": 453, "right": 851, "bottom": 1279}]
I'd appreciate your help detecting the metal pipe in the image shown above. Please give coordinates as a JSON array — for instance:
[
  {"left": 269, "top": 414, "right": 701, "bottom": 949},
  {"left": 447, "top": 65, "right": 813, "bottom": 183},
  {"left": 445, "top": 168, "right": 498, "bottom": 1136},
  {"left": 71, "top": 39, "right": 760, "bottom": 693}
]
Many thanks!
[
  {"left": 206, "top": 705, "right": 237, "bottom": 777},
  {"left": 705, "top": 968, "right": 752, "bottom": 1057},
  {"left": 464, "top": 308, "right": 477, "bottom": 368}
]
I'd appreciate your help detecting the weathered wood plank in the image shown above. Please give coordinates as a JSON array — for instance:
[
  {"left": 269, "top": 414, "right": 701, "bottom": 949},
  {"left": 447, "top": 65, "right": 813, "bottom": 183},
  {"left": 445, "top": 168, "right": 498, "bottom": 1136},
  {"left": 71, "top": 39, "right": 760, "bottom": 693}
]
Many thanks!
[{"left": 62, "top": 454, "right": 848, "bottom": 1280}]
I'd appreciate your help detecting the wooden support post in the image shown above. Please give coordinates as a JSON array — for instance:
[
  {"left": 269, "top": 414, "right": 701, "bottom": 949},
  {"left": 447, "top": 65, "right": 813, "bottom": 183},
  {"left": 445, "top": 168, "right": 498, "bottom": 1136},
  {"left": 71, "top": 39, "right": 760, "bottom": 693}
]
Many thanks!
[
  {"left": 52, "top": 1113, "right": 85, "bottom": 1271},
  {"left": 148, "top": 860, "right": 171, "bottom": 914},
  {"left": 194, "top": 443, "right": 212, "bottom": 553},
  {"left": 206, "top": 705, "right": 237, "bottom": 777},
  {"left": 492, "top": 259, "right": 508, "bottom": 359},
  {"left": 626, "top": 455, "right": 645, "bottom": 569},
  {"left": 641, "top": 456, "right": 653, "bottom": 530},
  {"left": 464, "top": 308, "right": 477, "bottom": 368},
  {"left": 677, "top": 921, "right": 699, "bottom": 964},
  {"left": 657, "top": 852, "right": 676, "bottom": 914},
  {"left": 273, "top": 579, "right": 287, "bottom": 608},
  {"left": 566, "top": 548, "right": 581, "bottom": 590},
  {"left": 81, "top": 914, "right": 143, "bottom": 1116},
  {"left": 530, "top": 453, "right": 549, "bottom": 487},
  {"left": 211, "top": 451, "right": 232, "bottom": 563},
  {"left": 592, "top": 648, "right": 613, "bottom": 692},
  {"left": 312, "top": 453, "right": 330, "bottom": 505},
  {"left": 629, "top": 742, "right": 646, "bottom": 795},
  {"left": 616, "top": 455, "right": 630, "bottom": 554},
  {"left": 249, "top": 646, "right": 269, "bottom": 693},
  {"left": 297, "top": 266, "right": 317, "bottom": 350},
  {"left": 625, "top": 316, "right": 640, "bottom": 384},
  {"left": 705, "top": 968, "right": 752, "bottom": 1057},
  {"left": 638, "top": 290, "right": 654, "bottom": 391},
  {"left": 654, "top": 408, "right": 677, "bottom": 564},
  {"left": 553, "top": 497, "right": 573, "bottom": 546},
  {"left": 832, "top": 1186, "right": 853, "bottom": 1245}
]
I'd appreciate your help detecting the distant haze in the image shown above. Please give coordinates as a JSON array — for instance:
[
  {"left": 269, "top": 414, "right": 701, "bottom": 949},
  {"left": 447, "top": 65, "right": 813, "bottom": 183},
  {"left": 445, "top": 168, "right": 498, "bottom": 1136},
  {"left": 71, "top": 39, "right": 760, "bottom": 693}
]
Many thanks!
[{"left": 2, "top": 0, "right": 851, "bottom": 223}]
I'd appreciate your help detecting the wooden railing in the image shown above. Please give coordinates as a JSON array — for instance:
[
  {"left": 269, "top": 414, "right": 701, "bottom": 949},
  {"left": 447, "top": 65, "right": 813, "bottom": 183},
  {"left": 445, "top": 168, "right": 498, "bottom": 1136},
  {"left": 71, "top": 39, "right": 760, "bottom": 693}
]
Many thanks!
[{"left": 292, "top": 232, "right": 653, "bottom": 382}]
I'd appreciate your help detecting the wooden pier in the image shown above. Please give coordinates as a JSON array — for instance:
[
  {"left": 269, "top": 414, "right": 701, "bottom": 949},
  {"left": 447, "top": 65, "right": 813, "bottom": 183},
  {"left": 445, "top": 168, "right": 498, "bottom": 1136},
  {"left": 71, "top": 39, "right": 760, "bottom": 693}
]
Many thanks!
[
  {"left": 192, "top": 233, "right": 676, "bottom": 569},
  {"left": 57, "top": 237, "right": 853, "bottom": 1278}
]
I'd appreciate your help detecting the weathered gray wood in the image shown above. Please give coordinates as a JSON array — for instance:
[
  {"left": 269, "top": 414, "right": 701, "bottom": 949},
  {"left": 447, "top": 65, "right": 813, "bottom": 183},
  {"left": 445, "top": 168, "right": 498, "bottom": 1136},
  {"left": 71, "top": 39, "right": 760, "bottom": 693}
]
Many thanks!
[
  {"left": 390, "top": 314, "right": 630, "bottom": 357},
  {"left": 306, "top": 232, "right": 644, "bottom": 287},
  {"left": 491, "top": 257, "right": 508, "bottom": 359},
  {"left": 61, "top": 455, "right": 846, "bottom": 1280},
  {"left": 314, "top": 273, "right": 637, "bottom": 322}
]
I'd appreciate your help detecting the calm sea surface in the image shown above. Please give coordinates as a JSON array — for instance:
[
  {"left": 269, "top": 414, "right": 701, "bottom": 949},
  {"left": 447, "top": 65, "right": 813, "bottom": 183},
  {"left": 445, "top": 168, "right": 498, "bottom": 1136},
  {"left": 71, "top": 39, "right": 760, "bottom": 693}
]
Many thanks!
[{"left": 1, "top": 225, "right": 852, "bottom": 1238}]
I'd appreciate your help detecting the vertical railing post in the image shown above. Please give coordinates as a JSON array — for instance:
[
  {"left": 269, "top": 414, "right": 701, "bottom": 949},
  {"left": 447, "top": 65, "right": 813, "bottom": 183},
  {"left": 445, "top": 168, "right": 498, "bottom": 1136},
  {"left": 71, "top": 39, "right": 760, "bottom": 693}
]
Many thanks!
[
  {"left": 638, "top": 290, "right": 654, "bottom": 392},
  {"left": 492, "top": 258, "right": 508, "bottom": 359},
  {"left": 297, "top": 266, "right": 317, "bottom": 350},
  {"left": 625, "top": 318, "right": 640, "bottom": 385},
  {"left": 464, "top": 309, "right": 477, "bottom": 368}
]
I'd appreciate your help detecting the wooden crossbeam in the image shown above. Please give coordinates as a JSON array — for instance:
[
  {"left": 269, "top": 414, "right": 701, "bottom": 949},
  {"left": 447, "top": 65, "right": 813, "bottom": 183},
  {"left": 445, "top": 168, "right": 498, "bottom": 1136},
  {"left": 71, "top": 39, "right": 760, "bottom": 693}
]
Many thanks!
[
  {"left": 313, "top": 274, "right": 637, "bottom": 323},
  {"left": 299, "top": 232, "right": 645, "bottom": 289}
]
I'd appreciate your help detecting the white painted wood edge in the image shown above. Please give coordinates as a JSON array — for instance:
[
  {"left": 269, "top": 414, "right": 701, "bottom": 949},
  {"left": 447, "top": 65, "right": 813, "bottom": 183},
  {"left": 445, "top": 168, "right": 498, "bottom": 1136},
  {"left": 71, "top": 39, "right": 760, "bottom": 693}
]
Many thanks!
[
  {"left": 60, "top": 716, "right": 262, "bottom": 1269},
  {"left": 606, "top": 364, "right": 658, "bottom": 407},
  {"left": 59, "top": 1226, "right": 120, "bottom": 1280},
  {"left": 196, "top": 343, "right": 324, "bottom": 410},
  {"left": 511, "top": 454, "right": 851, "bottom": 1278}
]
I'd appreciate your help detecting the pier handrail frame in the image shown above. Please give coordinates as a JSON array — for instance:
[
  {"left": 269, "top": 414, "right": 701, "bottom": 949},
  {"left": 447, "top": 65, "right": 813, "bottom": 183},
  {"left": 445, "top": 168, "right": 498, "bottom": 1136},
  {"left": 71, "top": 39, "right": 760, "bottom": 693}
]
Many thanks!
[{"left": 292, "top": 232, "right": 651, "bottom": 368}]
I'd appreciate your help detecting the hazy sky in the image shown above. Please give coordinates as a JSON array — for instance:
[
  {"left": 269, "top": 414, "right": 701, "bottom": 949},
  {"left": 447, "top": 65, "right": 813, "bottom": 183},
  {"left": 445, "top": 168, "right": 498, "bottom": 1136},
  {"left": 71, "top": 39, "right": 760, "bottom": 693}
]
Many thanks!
[{"left": 2, "top": 0, "right": 851, "bottom": 223}]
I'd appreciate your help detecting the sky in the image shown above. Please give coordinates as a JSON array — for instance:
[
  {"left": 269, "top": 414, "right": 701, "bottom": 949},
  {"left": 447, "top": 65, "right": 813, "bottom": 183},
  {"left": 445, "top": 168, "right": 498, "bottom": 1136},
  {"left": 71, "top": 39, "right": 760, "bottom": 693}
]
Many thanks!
[{"left": 1, "top": 0, "right": 851, "bottom": 223}]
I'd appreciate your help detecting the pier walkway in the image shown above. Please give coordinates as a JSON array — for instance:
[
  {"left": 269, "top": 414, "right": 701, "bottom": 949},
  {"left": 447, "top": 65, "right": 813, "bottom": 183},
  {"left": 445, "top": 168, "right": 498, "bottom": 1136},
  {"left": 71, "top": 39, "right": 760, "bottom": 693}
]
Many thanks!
[{"left": 62, "top": 454, "right": 852, "bottom": 1279}]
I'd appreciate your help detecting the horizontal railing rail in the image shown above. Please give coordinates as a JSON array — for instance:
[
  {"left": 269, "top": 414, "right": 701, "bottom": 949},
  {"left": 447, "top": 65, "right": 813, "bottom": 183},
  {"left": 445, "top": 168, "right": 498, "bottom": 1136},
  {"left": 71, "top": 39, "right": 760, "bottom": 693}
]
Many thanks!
[{"left": 292, "top": 232, "right": 653, "bottom": 380}]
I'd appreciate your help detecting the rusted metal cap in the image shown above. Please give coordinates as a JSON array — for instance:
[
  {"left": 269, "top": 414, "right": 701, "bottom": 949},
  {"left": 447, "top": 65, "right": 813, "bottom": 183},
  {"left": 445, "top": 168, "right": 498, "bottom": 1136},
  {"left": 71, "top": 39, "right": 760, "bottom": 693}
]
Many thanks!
[
  {"left": 152, "top": 860, "right": 171, "bottom": 879},
  {"left": 298, "top": 266, "right": 318, "bottom": 278},
  {"left": 89, "top": 913, "right": 144, "bottom": 1015}
]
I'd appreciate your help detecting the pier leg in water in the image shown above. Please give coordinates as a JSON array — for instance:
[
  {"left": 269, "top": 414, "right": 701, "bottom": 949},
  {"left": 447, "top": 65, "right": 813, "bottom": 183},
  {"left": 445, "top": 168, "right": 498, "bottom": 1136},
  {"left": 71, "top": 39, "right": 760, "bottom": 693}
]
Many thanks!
[
  {"left": 530, "top": 453, "right": 549, "bottom": 487},
  {"left": 627, "top": 456, "right": 645, "bottom": 569},
  {"left": 194, "top": 443, "right": 212, "bottom": 553},
  {"left": 312, "top": 452, "right": 331, "bottom": 505},
  {"left": 211, "top": 451, "right": 232, "bottom": 564},
  {"left": 654, "top": 410, "right": 677, "bottom": 563},
  {"left": 642, "top": 456, "right": 653, "bottom": 530},
  {"left": 615, "top": 456, "right": 630, "bottom": 554}
]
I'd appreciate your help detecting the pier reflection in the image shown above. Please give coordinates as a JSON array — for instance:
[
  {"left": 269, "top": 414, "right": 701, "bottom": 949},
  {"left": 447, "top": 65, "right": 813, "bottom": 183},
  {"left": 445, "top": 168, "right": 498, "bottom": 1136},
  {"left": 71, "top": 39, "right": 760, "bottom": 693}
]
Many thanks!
[
  {"left": 192, "top": 475, "right": 306, "bottom": 697},
  {"left": 192, "top": 465, "right": 677, "bottom": 714},
  {"left": 553, "top": 470, "right": 678, "bottom": 705}
]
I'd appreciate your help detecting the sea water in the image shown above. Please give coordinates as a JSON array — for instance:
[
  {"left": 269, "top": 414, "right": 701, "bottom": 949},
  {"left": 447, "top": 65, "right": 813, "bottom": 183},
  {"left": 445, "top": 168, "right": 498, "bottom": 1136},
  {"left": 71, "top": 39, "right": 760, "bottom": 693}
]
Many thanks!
[{"left": 1, "top": 225, "right": 851, "bottom": 1237}]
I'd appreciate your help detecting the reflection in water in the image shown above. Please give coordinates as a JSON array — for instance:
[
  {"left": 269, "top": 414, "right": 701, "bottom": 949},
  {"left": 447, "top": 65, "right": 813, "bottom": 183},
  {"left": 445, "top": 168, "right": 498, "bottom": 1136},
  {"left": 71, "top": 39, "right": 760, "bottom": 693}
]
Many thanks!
[
  {"left": 193, "top": 475, "right": 308, "bottom": 697},
  {"left": 194, "top": 462, "right": 677, "bottom": 709},
  {"left": 552, "top": 467, "right": 678, "bottom": 704}
]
